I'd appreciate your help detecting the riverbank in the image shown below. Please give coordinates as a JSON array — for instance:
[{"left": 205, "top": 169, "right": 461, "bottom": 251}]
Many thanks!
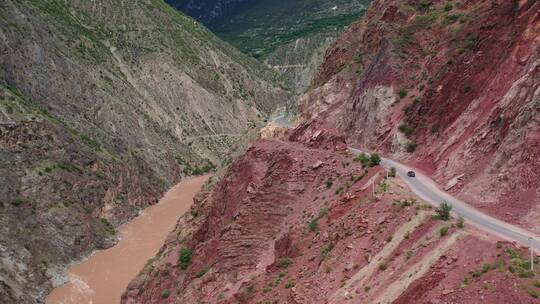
[{"left": 46, "top": 175, "right": 210, "bottom": 304}]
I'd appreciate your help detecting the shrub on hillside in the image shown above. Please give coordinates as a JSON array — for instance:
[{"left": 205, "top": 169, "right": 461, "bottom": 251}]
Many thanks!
[
  {"left": 285, "top": 281, "right": 295, "bottom": 289},
  {"left": 161, "top": 289, "right": 170, "bottom": 299},
  {"left": 457, "top": 216, "right": 465, "bottom": 228},
  {"left": 398, "top": 89, "right": 408, "bottom": 99},
  {"left": 325, "top": 180, "right": 333, "bottom": 188},
  {"left": 398, "top": 123, "right": 414, "bottom": 136},
  {"left": 195, "top": 267, "right": 209, "bottom": 278},
  {"left": 277, "top": 258, "right": 291, "bottom": 269},
  {"left": 355, "top": 153, "right": 370, "bottom": 167},
  {"left": 308, "top": 207, "right": 328, "bottom": 232},
  {"left": 436, "top": 202, "right": 452, "bottom": 221},
  {"left": 179, "top": 248, "right": 193, "bottom": 269},
  {"left": 406, "top": 142, "right": 417, "bottom": 153},
  {"left": 355, "top": 153, "right": 381, "bottom": 167},
  {"left": 100, "top": 218, "right": 116, "bottom": 235},
  {"left": 439, "top": 226, "right": 449, "bottom": 237}
]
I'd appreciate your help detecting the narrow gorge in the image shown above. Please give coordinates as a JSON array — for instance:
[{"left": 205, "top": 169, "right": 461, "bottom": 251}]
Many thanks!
[{"left": 1, "top": 0, "right": 540, "bottom": 304}]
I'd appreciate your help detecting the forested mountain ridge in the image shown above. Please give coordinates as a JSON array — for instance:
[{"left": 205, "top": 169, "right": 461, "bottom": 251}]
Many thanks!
[{"left": 167, "top": 0, "right": 372, "bottom": 94}]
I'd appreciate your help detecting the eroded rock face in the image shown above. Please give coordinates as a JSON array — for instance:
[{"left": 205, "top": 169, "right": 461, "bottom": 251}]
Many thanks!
[
  {"left": 259, "top": 122, "right": 287, "bottom": 139},
  {"left": 122, "top": 122, "right": 362, "bottom": 303},
  {"left": 287, "top": 119, "right": 347, "bottom": 152},
  {"left": 265, "top": 33, "right": 340, "bottom": 95},
  {"left": 304, "top": 0, "right": 540, "bottom": 227},
  {"left": 0, "top": 87, "right": 164, "bottom": 303}
]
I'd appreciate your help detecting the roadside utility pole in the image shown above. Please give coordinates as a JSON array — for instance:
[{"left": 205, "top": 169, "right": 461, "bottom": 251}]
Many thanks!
[{"left": 530, "top": 237, "right": 534, "bottom": 272}]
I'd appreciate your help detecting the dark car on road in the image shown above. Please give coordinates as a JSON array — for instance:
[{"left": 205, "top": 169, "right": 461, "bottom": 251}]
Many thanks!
[{"left": 407, "top": 171, "right": 416, "bottom": 177}]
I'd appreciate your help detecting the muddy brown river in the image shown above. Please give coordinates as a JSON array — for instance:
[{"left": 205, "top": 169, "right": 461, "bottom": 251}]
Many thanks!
[{"left": 46, "top": 175, "right": 209, "bottom": 304}]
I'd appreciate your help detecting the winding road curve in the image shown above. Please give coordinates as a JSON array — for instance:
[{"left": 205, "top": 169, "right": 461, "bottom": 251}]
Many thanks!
[{"left": 349, "top": 147, "right": 540, "bottom": 253}]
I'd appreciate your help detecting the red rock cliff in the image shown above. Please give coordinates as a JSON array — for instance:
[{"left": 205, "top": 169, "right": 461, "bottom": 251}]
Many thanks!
[{"left": 301, "top": 0, "right": 540, "bottom": 229}]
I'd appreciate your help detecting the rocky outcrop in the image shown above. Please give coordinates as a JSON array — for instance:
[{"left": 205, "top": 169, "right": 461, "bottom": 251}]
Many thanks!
[
  {"left": 0, "top": 85, "right": 164, "bottom": 302},
  {"left": 121, "top": 121, "right": 379, "bottom": 303},
  {"left": 0, "top": 0, "right": 290, "bottom": 302}
]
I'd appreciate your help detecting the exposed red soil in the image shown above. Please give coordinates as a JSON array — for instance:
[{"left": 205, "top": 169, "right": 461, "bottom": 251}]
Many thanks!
[
  {"left": 394, "top": 237, "right": 540, "bottom": 304},
  {"left": 121, "top": 121, "right": 423, "bottom": 303}
]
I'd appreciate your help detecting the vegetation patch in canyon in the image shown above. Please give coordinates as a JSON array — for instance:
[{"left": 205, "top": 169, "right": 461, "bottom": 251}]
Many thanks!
[{"left": 179, "top": 248, "right": 193, "bottom": 269}]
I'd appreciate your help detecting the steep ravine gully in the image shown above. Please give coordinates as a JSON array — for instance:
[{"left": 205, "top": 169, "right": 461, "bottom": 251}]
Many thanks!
[{"left": 122, "top": 0, "right": 540, "bottom": 303}]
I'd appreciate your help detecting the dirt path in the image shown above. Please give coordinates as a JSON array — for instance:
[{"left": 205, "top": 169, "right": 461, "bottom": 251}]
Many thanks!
[{"left": 46, "top": 175, "right": 209, "bottom": 304}]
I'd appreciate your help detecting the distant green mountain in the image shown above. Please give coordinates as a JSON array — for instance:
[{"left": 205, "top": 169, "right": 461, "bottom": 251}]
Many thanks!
[
  {"left": 213, "top": 0, "right": 370, "bottom": 59},
  {"left": 166, "top": 0, "right": 251, "bottom": 25},
  {"left": 169, "top": 0, "right": 370, "bottom": 59},
  {"left": 167, "top": 0, "right": 371, "bottom": 94}
]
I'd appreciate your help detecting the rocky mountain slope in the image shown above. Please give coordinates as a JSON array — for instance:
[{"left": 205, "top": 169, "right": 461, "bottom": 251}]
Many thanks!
[
  {"left": 263, "top": 32, "right": 338, "bottom": 95},
  {"left": 123, "top": 120, "right": 540, "bottom": 303},
  {"left": 0, "top": 0, "right": 290, "bottom": 302},
  {"left": 123, "top": 0, "right": 540, "bottom": 303},
  {"left": 168, "top": 0, "right": 372, "bottom": 94},
  {"left": 301, "top": 0, "right": 540, "bottom": 230}
]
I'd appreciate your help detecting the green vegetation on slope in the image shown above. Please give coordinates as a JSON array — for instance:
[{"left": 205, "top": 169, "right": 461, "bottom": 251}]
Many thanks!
[{"left": 209, "top": 0, "right": 371, "bottom": 59}]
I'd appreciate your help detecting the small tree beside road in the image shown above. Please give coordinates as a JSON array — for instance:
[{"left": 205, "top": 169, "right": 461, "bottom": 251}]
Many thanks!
[
  {"left": 436, "top": 201, "right": 452, "bottom": 221},
  {"left": 355, "top": 153, "right": 381, "bottom": 167},
  {"left": 370, "top": 154, "right": 381, "bottom": 166}
]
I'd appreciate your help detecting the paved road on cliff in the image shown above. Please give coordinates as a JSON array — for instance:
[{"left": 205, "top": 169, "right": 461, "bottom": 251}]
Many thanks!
[{"left": 349, "top": 147, "right": 540, "bottom": 253}]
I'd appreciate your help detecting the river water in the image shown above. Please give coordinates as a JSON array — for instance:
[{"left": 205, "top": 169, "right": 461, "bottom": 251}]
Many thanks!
[{"left": 46, "top": 175, "right": 209, "bottom": 304}]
